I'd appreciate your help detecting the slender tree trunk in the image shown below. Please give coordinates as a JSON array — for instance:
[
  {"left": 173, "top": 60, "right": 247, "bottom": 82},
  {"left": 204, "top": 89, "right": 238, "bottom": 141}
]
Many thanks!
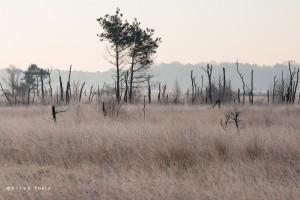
[
  {"left": 36, "top": 75, "right": 39, "bottom": 96},
  {"left": 201, "top": 75, "right": 203, "bottom": 103},
  {"left": 58, "top": 70, "right": 64, "bottom": 102},
  {"left": 27, "top": 86, "right": 30, "bottom": 105},
  {"left": 89, "top": 86, "right": 93, "bottom": 103},
  {"left": 129, "top": 60, "right": 134, "bottom": 104},
  {"left": 223, "top": 68, "right": 226, "bottom": 101},
  {"left": 191, "top": 70, "right": 194, "bottom": 104},
  {"left": 281, "top": 70, "right": 284, "bottom": 103},
  {"left": 292, "top": 69, "right": 299, "bottom": 103},
  {"left": 250, "top": 69, "right": 253, "bottom": 105},
  {"left": 147, "top": 75, "right": 151, "bottom": 104},
  {"left": 79, "top": 82, "right": 85, "bottom": 102},
  {"left": 0, "top": 82, "right": 11, "bottom": 104},
  {"left": 40, "top": 69, "right": 44, "bottom": 104},
  {"left": 48, "top": 68, "right": 52, "bottom": 102},
  {"left": 65, "top": 65, "right": 72, "bottom": 105},
  {"left": 158, "top": 83, "right": 161, "bottom": 103},
  {"left": 116, "top": 47, "right": 120, "bottom": 103},
  {"left": 124, "top": 71, "right": 128, "bottom": 103}
]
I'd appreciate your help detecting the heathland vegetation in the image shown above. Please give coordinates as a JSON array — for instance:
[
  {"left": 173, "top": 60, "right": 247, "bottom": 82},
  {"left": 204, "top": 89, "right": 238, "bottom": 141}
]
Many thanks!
[{"left": 0, "top": 8, "right": 300, "bottom": 200}]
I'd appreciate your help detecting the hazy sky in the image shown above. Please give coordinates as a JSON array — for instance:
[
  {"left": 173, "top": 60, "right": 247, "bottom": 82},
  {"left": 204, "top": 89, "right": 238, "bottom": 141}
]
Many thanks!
[{"left": 1, "top": 0, "right": 299, "bottom": 71}]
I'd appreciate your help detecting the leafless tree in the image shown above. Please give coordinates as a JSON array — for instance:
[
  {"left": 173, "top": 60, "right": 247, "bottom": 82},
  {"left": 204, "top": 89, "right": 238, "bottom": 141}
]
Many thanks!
[
  {"left": 236, "top": 61, "right": 246, "bottom": 104},
  {"left": 202, "top": 64, "right": 212, "bottom": 104}
]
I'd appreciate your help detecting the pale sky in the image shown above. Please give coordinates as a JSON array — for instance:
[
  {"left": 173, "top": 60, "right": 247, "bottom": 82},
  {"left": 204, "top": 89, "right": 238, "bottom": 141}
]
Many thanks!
[{"left": 1, "top": 0, "right": 299, "bottom": 71}]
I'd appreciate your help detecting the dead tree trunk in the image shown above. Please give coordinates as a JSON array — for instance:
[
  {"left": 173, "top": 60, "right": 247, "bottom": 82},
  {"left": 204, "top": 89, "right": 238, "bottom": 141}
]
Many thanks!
[
  {"left": 191, "top": 70, "right": 196, "bottom": 104},
  {"left": 237, "top": 88, "right": 241, "bottom": 104},
  {"left": 205, "top": 87, "right": 208, "bottom": 104},
  {"left": 58, "top": 70, "right": 64, "bottom": 102},
  {"left": 162, "top": 83, "right": 167, "bottom": 102},
  {"left": 158, "top": 83, "right": 161, "bottom": 103},
  {"left": 201, "top": 75, "right": 203, "bottom": 103},
  {"left": 292, "top": 68, "right": 299, "bottom": 103},
  {"left": 267, "top": 90, "right": 270, "bottom": 105},
  {"left": 89, "top": 86, "right": 93, "bottom": 103},
  {"left": 236, "top": 61, "right": 245, "bottom": 104},
  {"left": 273, "top": 75, "right": 278, "bottom": 103},
  {"left": 223, "top": 68, "right": 226, "bottom": 101},
  {"left": 79, "top": 82, "right": 85, "bottom": 102},
  {"left": 202, "top": 64, "right": 212, "bottom": 104},
  {"left": 0, "top": 82, "right": 11, "bottom": 104},
  {"left": 48, "top": 68, "right": 52, "bottom": 102},
  {"left": 281, "top": 70, "right": 285, "bottom": 103},
  {"left": 65, "top": 65, "right": 72, "bottom": 105},
  {"left": 250, "top": 70, "right": 253, "bottom": 105},
  {"left": 40, "top": 69, "right": 44, "bottom": 104},
  {"left": 52, "top": 105, "right": 57, "bottom": 123}
]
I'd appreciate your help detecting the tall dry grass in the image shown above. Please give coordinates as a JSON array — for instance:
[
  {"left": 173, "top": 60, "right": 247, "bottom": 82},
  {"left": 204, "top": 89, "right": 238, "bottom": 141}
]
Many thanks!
[{"left": 0, "top": 103, "right": 300, "bottom": 199}]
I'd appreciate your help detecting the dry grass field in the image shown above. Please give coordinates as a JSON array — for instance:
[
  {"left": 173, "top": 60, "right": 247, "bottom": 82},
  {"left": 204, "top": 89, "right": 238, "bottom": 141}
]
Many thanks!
[{"left": 0, "top": 103, "right": 300, "bottom": 199}]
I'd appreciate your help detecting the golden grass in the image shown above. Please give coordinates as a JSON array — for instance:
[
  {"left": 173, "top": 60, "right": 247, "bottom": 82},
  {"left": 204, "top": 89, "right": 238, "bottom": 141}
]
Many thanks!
[{"left": 0, "top": 104, "right": 300, "bottom": 199}]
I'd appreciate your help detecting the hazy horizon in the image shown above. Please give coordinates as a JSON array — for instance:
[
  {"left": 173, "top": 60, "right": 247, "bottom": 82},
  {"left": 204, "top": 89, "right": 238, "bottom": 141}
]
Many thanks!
[{"left": 1, "top": 0, "right": 300, "bottom": 71}]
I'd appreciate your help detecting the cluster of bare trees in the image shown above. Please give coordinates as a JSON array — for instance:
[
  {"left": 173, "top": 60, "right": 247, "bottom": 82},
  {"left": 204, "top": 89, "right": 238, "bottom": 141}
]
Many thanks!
[
  {"left": 1, "top": 9, "right": 299, "bottom": 109},
  {"left": 271, "top": 62, "right": 299, "bottom": 104},
  {"left": 171, "top": 61, "right": 298, "bottom": 107}
]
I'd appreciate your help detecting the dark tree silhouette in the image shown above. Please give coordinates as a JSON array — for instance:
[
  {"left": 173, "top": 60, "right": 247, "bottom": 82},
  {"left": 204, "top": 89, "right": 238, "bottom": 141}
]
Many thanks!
[
  {"left": 127, "top": 19, "right": 161, "bottom": 103},
  {"left": 97, "top": 8, "right": 131, "bottom": 103}
]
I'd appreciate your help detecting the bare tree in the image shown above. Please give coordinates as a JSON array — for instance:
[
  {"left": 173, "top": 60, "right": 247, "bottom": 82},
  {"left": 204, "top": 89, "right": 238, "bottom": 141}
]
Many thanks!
[
  {"left": 250, "top": 69, "right": 254, "bottom": 105},
  {"left": 58, "top": 70, "right": 64, "bottom": 102},
  {"left": 273, "top": 75, "right": 279, "bottom": 103},
  {"left": 79, "top": 82, "right": 85, "bottom": 102},
  {"left": 3, "top": 65, "right": 23, "bottom": 104},
  {"left": 202, "top": 64, "right": 213, "bottom": 104},
  {"left": 190, "top": 70, "right": 196, "bottom": 104},
  {"left": 48, "top": 68, "right": 52, "bottom": 102},
  {"left": 236, "top": 61, "right": 246, "bottom": 104},
  {"left": 285, "top": 62, "right": 299, "bottom": 103},
  {"left": 65, "top": 65, "right": 72, "bottom": 105}
]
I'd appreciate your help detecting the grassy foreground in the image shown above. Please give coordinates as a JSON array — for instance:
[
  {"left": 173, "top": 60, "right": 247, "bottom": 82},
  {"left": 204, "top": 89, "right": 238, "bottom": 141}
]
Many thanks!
[{"left": 0, "top": 104, "right": 300, "bottom": 199}]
